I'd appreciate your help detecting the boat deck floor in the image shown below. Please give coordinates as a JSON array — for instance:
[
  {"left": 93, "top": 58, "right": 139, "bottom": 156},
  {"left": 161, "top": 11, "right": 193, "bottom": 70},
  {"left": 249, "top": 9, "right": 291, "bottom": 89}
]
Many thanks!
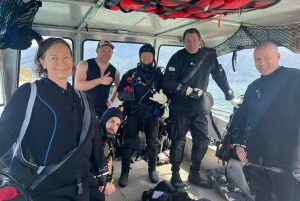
[{"left": 106, "top": 156, "right": 226, "bottom": 201}]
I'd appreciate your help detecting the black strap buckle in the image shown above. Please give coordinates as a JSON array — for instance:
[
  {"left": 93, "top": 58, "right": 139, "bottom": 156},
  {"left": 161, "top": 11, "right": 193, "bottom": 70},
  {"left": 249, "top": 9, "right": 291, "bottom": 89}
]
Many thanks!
[
  {"left": 77, "top": 182, "right": 83, "bottom": 195},
  {"left": 74, "top": 168, "right": 83, "bottom": 195}
]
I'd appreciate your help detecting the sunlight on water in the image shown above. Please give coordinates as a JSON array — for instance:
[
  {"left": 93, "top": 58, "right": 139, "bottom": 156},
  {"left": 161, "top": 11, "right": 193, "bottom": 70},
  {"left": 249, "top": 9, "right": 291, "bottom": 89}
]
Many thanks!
[{"left": 207, "top": 82, "right": 252, "bottom": 120}]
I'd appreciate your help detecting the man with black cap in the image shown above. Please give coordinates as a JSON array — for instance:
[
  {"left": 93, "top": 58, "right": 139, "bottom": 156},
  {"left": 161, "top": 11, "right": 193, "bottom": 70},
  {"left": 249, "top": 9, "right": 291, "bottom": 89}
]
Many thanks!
[
  {"left": 117, "top": 44, "right": 168, "bottom": 187},
  {"left": 75, "top": 40, "right": 121, "bottom": 119},
  {"left": 90, "top": 107, "right": 123, "bottom": 201}
]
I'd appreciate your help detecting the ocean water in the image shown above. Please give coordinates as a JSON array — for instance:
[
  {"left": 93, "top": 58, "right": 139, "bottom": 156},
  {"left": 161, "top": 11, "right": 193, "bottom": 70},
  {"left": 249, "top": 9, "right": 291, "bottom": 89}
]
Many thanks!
[{"left": 207, "top": 81, "right": 252, "bottom": 119}]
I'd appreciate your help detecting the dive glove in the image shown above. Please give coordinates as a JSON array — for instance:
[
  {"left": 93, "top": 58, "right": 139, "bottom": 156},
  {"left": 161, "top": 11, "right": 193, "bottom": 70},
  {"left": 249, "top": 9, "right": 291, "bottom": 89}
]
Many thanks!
[
  {"left": 186, "top": 87, "right": 203, "bottom": 99},
  {"left": 149, "top": 89, "right": 167, "bottom": 104},
  {"left": 228, "top": 98, "right": 242, "bottom": 108}
]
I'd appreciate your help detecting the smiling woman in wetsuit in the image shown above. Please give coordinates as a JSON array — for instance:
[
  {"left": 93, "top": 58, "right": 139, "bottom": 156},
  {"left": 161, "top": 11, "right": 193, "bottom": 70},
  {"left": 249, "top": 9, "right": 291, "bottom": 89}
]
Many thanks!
[{"left": 0, "top": 38, "right": 108, "bottom": 201}]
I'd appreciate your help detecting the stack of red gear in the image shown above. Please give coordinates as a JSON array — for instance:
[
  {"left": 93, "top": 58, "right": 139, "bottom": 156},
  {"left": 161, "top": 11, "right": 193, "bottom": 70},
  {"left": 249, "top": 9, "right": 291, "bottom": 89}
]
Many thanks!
[{"left": 104, "top": 0, "right": 280, "bottom": 21}]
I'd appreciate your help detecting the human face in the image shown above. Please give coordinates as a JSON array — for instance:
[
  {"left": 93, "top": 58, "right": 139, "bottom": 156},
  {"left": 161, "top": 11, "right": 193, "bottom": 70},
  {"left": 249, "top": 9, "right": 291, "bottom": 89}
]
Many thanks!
[
  {"left": 106, "top": 117, "right": 121, "bottom": 134},
  {"left": 39, "top": 43, "right": 73, "bottom": 83},
  {"left": 140, "top": 52, "right": 153, "bottom": 65},
  {"left": 96, "top": 45, "right": 113, "bottom": 62},
  {"left": 184, "top": 32, "right": 201, "bottom": 54},
  {"left": 254, "top": 45, "right": 280, "bottom": 76}
]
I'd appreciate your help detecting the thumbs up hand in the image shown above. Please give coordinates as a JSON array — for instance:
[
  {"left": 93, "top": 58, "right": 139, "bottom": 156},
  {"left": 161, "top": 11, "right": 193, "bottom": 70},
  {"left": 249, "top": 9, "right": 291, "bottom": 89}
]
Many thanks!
[{"left": 100, "top": 72, "right": 113, "bottom": 85}]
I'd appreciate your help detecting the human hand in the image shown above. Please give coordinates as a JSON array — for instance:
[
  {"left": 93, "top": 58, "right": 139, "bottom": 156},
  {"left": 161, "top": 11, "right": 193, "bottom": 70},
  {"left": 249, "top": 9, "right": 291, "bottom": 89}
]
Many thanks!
[
  {"left": 106, "top": 100, "right": 112, "bottom": 107},
  {"left": 98, "top": 185, "right": 105, "bottom": 193},
  {"left": 100, "top": 72, "right": 113, "bottom": 85},
  {"left": 228, "top": 98, "right": 242, "bottom": 108},
  {"left": 103, "top": 182, "right": 115, "bottom": 196},
  {"left": 149, "top": 89, "right": 167, "bottom": 104},
  {"left": 236, "top": 146, "right": 248, "bottom": 163},
  {"left": 186, "top": 87, "right": 203, "bottom": 99}
]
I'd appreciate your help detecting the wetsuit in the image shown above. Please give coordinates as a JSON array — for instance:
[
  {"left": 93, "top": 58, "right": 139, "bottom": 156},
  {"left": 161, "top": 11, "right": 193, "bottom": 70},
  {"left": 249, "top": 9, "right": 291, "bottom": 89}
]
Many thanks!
[
  {"left": 85, "top": 58, "right": 116, "bottom": 119},
  {"left": 117, "top": 65, "right": 165, "bottom": 176},
  {"left": 0, "top": 78, "right": 107, "bottom": 201},
  {"left": 236, "top": 67, "right": 300, "bottom": 201},
  {"left": 163, "top": 48, "right": 234, "bottom": 174}
]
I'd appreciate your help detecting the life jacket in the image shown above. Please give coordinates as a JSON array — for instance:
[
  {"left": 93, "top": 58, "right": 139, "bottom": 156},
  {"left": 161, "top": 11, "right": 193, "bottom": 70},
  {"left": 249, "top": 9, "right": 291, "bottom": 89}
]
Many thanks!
[{"left": 104, "top": 0, "right": 280, "bottom": 21}]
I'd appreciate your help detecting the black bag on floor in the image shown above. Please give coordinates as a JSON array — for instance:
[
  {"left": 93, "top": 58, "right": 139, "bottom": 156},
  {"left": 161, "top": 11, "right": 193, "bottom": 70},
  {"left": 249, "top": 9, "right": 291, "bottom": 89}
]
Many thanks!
[
  {"left": 142, "top": 180, "right": 211, "bottom": 201},
  {"left": 142, "top": 180, "right": 174, "bottom": 201},
  {"left": 207, "top": 169, "right": 250, "bottom": 201}
]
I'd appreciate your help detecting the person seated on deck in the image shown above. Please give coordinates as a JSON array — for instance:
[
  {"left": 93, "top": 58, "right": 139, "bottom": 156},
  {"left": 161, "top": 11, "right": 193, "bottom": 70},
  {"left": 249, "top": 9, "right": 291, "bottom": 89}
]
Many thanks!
[
  {"left": 89, "top": 107, "right": 123, "bottom": 201},
  {"left": 0, "top": 38, "right": 108, "bottom": 201}
]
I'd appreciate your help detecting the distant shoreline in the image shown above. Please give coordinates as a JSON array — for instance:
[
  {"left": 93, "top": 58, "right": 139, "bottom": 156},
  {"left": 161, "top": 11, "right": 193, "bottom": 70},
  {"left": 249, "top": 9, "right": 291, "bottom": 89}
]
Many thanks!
[{"left": 19, "top": 78, "right": 37, "bottom": 86}]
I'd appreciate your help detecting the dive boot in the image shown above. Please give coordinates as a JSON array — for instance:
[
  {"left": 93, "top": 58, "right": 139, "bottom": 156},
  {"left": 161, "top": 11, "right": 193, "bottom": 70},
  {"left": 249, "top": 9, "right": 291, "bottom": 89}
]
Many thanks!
[
  {"left": 118, "top": 169, "right": 129, "bottom": 187},
  {"left": 148, "top": 157, "right": 159, "bottom": 183},
  {"left": 170, "top": 172, "right": 186, "bottom": 189},
  {"left": 188, "top": 166, "right": 212, "bottom": 188},
  {"left": 148, "top": 169, "right": 159, "bottom": 183}
]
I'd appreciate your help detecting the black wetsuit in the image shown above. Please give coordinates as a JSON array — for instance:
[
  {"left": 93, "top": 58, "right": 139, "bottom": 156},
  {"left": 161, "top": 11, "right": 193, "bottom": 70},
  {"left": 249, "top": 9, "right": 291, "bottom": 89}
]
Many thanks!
[
  {"left": 163, "top": 48, "right": 234, "bottom": 172},
  {"left": 117, "top": 65, "right": 165, "bottom": 173},
  {"left": 236, "top": 67, "right": 300, "bottom": 201},
  {"left": 85, "top": 58, "right": 116, "bottom": 119},
  {"left": 0, "top": 78, "right": 107, "bottom": 201}
]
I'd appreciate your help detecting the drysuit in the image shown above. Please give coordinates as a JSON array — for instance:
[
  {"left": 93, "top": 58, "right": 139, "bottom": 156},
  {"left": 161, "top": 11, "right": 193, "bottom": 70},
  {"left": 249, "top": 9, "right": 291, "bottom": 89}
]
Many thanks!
[
  {"left": 236, "top": 67, "right": 300, "bottom": 201},
  {"left": 117, "top": 64, "right": 165, "bottom": 183},
  {"left": 163, "top": 48, "right": 234, "bottom": 187}
]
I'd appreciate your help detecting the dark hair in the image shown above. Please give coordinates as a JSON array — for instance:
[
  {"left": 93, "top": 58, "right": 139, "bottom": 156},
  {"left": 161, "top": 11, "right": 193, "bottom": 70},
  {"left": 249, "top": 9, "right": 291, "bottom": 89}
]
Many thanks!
[
  {"left": 182, "top": 28, "right": 201, "bottom": 42},
  {"left": 32, "top": 37, "right": 75, "bottom": 78}
]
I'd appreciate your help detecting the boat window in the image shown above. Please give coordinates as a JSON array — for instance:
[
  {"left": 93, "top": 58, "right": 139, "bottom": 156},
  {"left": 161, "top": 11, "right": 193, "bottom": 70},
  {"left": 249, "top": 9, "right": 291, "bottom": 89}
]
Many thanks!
[
  {"left": 0, "top": 69, "right": 4, "bottom": 116},
  {"left": 157, "top": 45, "right": 183, "bottom": 70},
  {"left": 19, "top": 37, "right": 73, "bottom": 86},
  {"left": 209, "top": 47, "right": 300, "bottom": 119},
  {"left": 83, "top": 41, "right": 145, "bottom": 77},
  {"left": 277, "top": 47, "right": 300, "bottom": 69}
]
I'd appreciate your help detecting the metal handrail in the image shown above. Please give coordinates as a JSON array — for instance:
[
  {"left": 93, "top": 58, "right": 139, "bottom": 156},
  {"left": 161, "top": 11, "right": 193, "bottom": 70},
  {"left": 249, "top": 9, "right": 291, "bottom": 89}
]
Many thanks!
[{"left": 211, "top": 107, "right": 233, "bottom": 115}]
